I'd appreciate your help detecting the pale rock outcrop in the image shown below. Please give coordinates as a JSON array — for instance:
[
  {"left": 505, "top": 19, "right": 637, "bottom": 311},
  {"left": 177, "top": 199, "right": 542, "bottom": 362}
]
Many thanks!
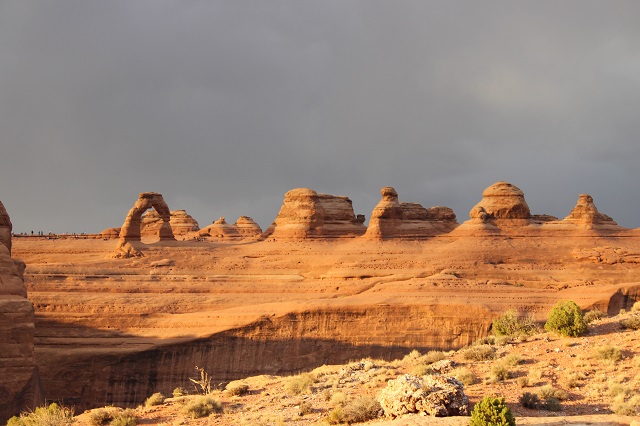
[
  {"left": 365, "top": 187, "right": 457, "bottom": 239},
  {"left": 470, "top": 181, "right": 530, "bottom": 224},
  {"left": 112, "top": 192, "right": 175, "bottom": 258},
  {"left": 269, "top": 188, "right": 366, "bottom": 239},
  {"left": 234, "top": 216, "right": 262, "bottom": 239},
  {"left": 141, "top": 210, "right": 199, "bottom": 237},
  {"left": 563, "top": 194, "right": 617, "bottom": 226},
  {"left": 199, "top": 217, "right": 241, "bottom": 239},
  {"left": 0, "top": 200, "right": 42, "bottom": 422},
  {"left": 378, "top": 374, "right": 469, "bottom": 418}
]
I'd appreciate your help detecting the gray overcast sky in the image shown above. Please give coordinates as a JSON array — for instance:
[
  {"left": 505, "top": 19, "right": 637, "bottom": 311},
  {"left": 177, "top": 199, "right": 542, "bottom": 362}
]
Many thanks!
[{"left": 2, "top": 1, "right": 640, "bottom": 233}]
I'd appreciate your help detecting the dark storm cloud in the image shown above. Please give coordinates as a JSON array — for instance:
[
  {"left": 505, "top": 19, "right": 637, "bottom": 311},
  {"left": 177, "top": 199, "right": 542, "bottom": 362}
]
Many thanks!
[{"left": 1, "top": 1, "right": 640, "bottom": 232}]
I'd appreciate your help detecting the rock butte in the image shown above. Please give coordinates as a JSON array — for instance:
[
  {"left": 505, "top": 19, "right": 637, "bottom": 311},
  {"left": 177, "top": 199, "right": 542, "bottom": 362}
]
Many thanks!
[{"left": 4, "top": 181, "right": 640, "bottom": 419}]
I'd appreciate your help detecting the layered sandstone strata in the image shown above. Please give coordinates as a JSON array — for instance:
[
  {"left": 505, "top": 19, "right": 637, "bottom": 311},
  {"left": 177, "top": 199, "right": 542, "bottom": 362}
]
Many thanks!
[
  {"left": 199, "top": 217, "right": 241, "bottom": 239},
  {"left": 364, "top": 187, "right": 457, "bottom": 239},
  {"left": 141, "top": 210, "right": 199, "bottom": 237},
  {"left": 0, "top": 201, "right": 41, "bottom": 422},
  {"left": 234, "top": 216, "right": 262, "bottom": 239},
  {"left": 564, "top": 194, "right": 617, "bottom": 226},
  {"left": 469, "top": 181, "right": 531, "bottom": 225},
  {"left": 269, "top": 188, "right": 366, "bottom": 239}
]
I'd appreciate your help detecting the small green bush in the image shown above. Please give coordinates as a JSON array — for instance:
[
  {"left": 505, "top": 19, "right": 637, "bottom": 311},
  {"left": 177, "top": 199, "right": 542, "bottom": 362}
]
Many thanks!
[
  {"left": 620, "top": 315, "right": 640, "bottom": 330},
  {"left": 583, "top": 309, "right": 606, "bottom": 323},
  {"left": 182, "top": 396, "right": 223, "bottom": 419},
  {"left": 144, "top": 392, "right": 165, "bottom": 407},
  {"left": 462, "top": 344, "right": 496, "bottom": 361},
  {"left": 470, "top": 396, "right": 515, "bottom": 426},
  {"left": 544, "top": 300, "right": 588, "bottom": 337},
  {"left": 492, "top": 309, "right": 538, "bottom": 336},
  {"left": 110, "top": 409, "right": 138, "bottom": 426}
]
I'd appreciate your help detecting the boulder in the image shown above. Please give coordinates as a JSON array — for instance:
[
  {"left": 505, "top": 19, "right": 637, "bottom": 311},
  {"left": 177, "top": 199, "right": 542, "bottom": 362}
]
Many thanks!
[
  {"left": 378, "top": 374, "right": 469, "bottom": 418},
  {"left": 365, "top": 187, "right": 457, "bottom": 239},
  {"left": 269, "top": 188, "right": 366, "bottom": 239},
  {"left": 470, "top": 181, "right": 530, "bottom": 223},
  {"left": 0, "top": 200, "right": 42, "bottom": 422},
  {"left": 563, "top": 194, "right": 617, "bottom": 225}
]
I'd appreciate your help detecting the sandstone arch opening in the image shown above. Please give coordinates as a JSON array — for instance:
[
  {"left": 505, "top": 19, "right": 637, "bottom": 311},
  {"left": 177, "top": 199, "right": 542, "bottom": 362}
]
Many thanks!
[{"left": 112, "top": 192, "right": 175, "bottom": 258}]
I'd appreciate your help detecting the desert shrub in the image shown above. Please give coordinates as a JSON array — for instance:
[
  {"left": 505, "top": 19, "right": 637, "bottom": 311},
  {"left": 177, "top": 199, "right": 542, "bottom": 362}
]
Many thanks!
[
  {"left": 565, "top": 371, "right": 585, "bottom": 388},
  {"left": 544, "top": 300, "right": 588, "bottom": 337},
  {"left": 620, "top": 315, "right": 640, "bottom": 330},
  {"left": 402, "top": 349, "right": 421, "bottom": 362},
  {"left": 322, "top": 389, "right": 332, "bottom": 401},
  {"left": 611, "top": 394, "right": 640, "bottom": 416},
  {"left": 462, "top": 344, "right": 496, "bottom": 361},
  {"left": 8, "top": 403, "right": 74, "bottom": 426},
  {"left": 537, "top": 385, "right": 568, "bottom": 401},
  {"left": 298, "top": 401, "right": 313, "bottom": 416},
  {"left": 172, "top": 387, "right": 189, "bottom": 397},
  {"left": 452, "top": 367, "right": 475, "bottom": 385},
  {"left": 89, "top": 408, "right": 116, "bottom": 425},
  {"left": 489, "top": 364, "right": 511, "bottom": 382},
  {"left": 110, "top": 409, "right": 138, "bottom": 426},
  {"left": 341, "top": 396, "right": 381, "bottom": 423},
  {"left": 492, "top": 309, "right": 538, "bottom": 336},
  {"left": 632, "top": 301, "right": 640, "bottom": 312},
  {"left": 325, "top": 407, "right": 345, "bottom": 425},
  {"left": 423, "top": 350, "right": 447, "bottom": 364},
  {"left": 410, "top": 363, "right": 434, "bottom": 377},
  {"left": 144, "top": 392, "right": 165, "bottom": 407},
  {"left": 583, "top": 308, "right": 606, "bottom": 323},
  {"left": 519, "top": 392, "right": 540, "bottom": 409},
  {"left": 517, "top": 377, "right": 530, "bottom": 388},
  {"left": 226, "top": 381, "right": 250, "bottom": 396},
  {"left": 182, "top": 395, "right": 223, "bottom": 419},
  {"left": 502, "top": 353, "right": 522, "bottom": 366},
  {"left": 285, "top": 373, "right": 315, "bottom": 395},
  {"left": 470, "top": 396, "right": 515, "bottom": 426},
  {"left": 330, "top": 391, "right": 346, "bottom": 406},
  {"left": 541, "top": 397, "right": 561, "bottom": 412},
  {"left": 594, "top": 345, "right": 623, "bottom": 363}
]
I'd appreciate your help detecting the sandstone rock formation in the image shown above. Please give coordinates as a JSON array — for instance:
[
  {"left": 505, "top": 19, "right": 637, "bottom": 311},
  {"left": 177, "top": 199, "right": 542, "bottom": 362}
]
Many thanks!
[
  {"left": 112, "top": 192, "right": 175, "bottom": 258},
  {"left": 234, "top": 216, "right": 262, "bottom": 239},
  {"left": 141, "top": 210, "right": 199, "bottom": 237},
  {"left": 199, "top": 217, "right": 241, "bottom": 239},
  {"left": 0, "top": 201, "right": 41, "bottom": 422},
  {"left": 563, "top": 194, "right": 617, "bottom": 226},
  {"left": 269, "top": 188, "right": 366, "bottom": 239},
  {"left": 469, "top": 181, "right": 530, "bottom": 224},
  {"left": 100, "top": 228, "right": 121, "bottom": 240},
  {"left": 378, "top": 374, "right": 469, "bottom": 418},
  {"left": 364, "top": 187, "right": 458, "bottom": 239}
]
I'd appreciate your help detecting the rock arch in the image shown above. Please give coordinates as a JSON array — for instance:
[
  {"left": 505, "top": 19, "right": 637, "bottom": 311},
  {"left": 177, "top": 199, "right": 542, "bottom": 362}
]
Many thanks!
[{"left": 112, "top": 192, "right": 175, "bottom": 258}]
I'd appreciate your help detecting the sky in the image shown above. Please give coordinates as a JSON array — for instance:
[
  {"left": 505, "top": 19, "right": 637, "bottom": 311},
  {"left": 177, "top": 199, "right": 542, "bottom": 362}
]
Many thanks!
[{"left": 2, "top": 1, "right": 640, "bottom": 233}]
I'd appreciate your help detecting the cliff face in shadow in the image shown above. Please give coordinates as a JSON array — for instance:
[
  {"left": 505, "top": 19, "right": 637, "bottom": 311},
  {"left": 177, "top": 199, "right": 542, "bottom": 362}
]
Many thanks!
[{"left": 37, "top": 304, "right": 492, "bottom": 409}]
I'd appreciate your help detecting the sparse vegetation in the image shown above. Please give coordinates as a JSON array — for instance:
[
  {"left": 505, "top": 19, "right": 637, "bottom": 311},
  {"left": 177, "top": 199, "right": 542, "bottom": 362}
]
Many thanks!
[
  {"left": 144, "top": 392, "right": 165, "bottom": 406},
  {"left": 226, "top": 381, "right": 250, "bottom": 396},
  {"left": 584, "top": 308, "right": 606, "bottom": 323},
  {"left": 181, "top": 395, "right": 223, "bottom": 419},
  {"left": 620, "top": 314, "right": 640, "bottom": 330},
  {"left": 492, "top": 309, "right": 539, "bottom": 337},
  {"left": 189, "top": 366, "right": 213, "bottom": 395},
  {"left": 537, "top": 384, "right": 568, "bottom": 401},
  {"left": 109, "top": 409, "right": 138, "bottom": 426},
  {"left": 594, "top": 344, "right": 623, "bottom": 363},
  {"left": 325, "top": 396, "right": 381, "bottom": 424},
  {"left": 462, "top": 344, "right": 496, "bottom": 361},
  {"left": 470, "top": 396, "right": 515, "bottom": 426},
  {"left": 519, "top": 392, "right": 540, "bottom": 409},
  {"left": 451, "top": 366, "right": 475, "bottom": 385},
  {"left": 7, "top": 403, "right": 74, "bottom": 426},
  {"left": 489, "top": 363, "right": 511, "bottom": 382},
  {"left": 88, "top": 408, "right": 114, "bottom": 426},
  {"left": 298, "top": 401, "right": 314, "bottom": 416},
  {"left": 285, "top": 372, "right": 316, "bottom": 395},
  {"left": 172, "top": 387, "right": 188, "bottom": 397},
  {"left": 544, "top": 300, "right": 588, "bottom": 337}
]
